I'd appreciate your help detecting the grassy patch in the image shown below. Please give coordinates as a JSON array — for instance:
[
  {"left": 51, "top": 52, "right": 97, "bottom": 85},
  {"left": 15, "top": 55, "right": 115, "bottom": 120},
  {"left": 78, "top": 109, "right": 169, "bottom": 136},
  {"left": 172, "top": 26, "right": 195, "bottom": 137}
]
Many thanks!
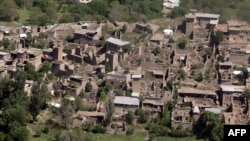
[
  {"left": 94, "top": 134, "right": 146, "bottom": 141},
  {"left": 151, "top": 136, "right": 205, "bottom": 141}
]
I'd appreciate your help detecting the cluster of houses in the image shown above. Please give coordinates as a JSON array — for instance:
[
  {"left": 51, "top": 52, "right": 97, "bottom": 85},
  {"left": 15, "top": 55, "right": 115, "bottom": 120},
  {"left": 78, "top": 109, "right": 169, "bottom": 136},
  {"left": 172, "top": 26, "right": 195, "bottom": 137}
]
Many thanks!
[{"left": 0, "top": 8, "right": 250, "bottom": 134}]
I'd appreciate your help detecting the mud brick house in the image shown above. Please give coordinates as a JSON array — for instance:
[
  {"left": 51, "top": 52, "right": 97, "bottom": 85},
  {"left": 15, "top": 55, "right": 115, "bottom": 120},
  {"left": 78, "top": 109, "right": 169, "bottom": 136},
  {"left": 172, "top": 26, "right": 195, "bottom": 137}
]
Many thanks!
[
  {"left": 105, "top": 37, "right": 130, "bottom": 52},
  {"left": 106, "top": 71, "right": 130, "bottom": 88}
]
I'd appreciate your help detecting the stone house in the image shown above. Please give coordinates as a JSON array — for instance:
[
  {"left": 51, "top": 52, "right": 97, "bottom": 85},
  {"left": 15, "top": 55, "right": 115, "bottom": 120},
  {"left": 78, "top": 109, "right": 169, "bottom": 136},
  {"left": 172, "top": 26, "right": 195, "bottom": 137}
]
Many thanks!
[
  {"left": 178, "top": 86, "right": 217, "bottom": 99},
  {"left": 131, "top": 74, "right": 143, "bottom": 97},
  {"left": 133, "top": 23, "right": 159, "bottom": 35},
  {"left": 52, "top": 60, "right": 74, "bottom": 77},
  {"left": 10, "top": 48, "right": 43, "bottom": 70},
  {"left": 74, "top": 22, "right": 102, "bottom": 45},
  {"left": 227, "top": 20, "right": 250, "bottom": 43},
  {"left": 106, "top": 71, "right": 130, "bottom": 88},
  {"left": 219, "top": 85, "right": 245, "bottom": 109},
  {"left": 185, "top": 11, "right": 220, "bottom": 39},
  {"left": 0, "top": 51, "right": 10, "bottom": 60},
  {"left": 105, "top": 51, "right": 118, "bottom": 71},
  {"left": 171, "top": 107, "right": 192, "bottom": 130},
  {"left": 73, "top": 111, "right": 105, "bottom": 127},
  {"left": 150, "top": 34, "right": 165, "bottom": 48},
  {"left": 105, "top": 37, "right": 130, "bottom": 52},
  {"left": 63, "top": 75, "right": 86, "bottom": 96},
  {"left": 142, "top": 99, "right": 164, "bottom": 114}
]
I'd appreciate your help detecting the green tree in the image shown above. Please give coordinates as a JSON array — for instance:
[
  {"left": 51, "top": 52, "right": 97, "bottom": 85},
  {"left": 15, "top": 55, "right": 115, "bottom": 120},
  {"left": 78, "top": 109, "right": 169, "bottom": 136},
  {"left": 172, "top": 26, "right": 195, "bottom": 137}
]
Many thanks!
[
  {"left": 178, "top": 38, "right": 188, "bottom": 49},
  {"left": 104, "top": 99, "right": 114, "bottom": 126},
  {"left": 14, "top": 70, "right": 27, "bottom": 91},
  {"left": 57, "top": 104, "right": 74, "bottom": 129},
  {"left": 29, "top": 82, "right": 50, "bottom": 121},
  {"left": 193, "top": 111, "right": 223, "bottom": 141},
  {"left": 211, "top": 30, "right": 223, "bottom": 46},
  {"left": 0, "top": 0, "right": 18, "bottom": 21},
  {"left": 2, "top": 108, "right": 30, "bottom": 126},
  {"left": 159, "top": 105, "right": 171, "bottom": 127},
  {"left": 89, "top": 0, "right": 108, "bottom": 17},
  {"left": 1, "top": 38, "right": 10, "bottom": 49},
  {"left": 151, "top": 47, "right": 160, "bottom": 56},
  {"left": 33, "top": 40, "right": 47, "bottom": 49},
  {"left": 137, "top": 108, "right": 149, "bottom": 124},
  {"left": 244, "top": 88, "right": 250, "bottom": 100},
  {"left": 125, "top": 110, "right": 134, "bottom": 124},
  {"left": 205, "top": 48, "right": 213, "bottom": 57},
  {"left": 195, "top": 72, "right": 203, "bottom": 82},
  {"left": 37, "top": 14, "right": 49, "bottom": 26},
  {"left": 178, "top": 68, "right": 187, "bottom": 80},
  {"left": 123, "top": 45, "right": 131, "bottom": 53},
  {"left": 82, "top": 122, "right": 94, "bottom": 132},
  {"left": 85, "top": 82, "right": 93, "bottom": 92},
  {"left": 100, "top": 91, "right": 106, "bottom": 101},
  {"left": 92, "top": 124, "right": 106, "bottom": 133},
  {"left": 59, "top": 13, "right": 74, "bottom": 23},
  {"left": 25, "top": 63, "right": 43, "bottom": 81},
  {"left": 8, "top": 121, "right": 29, "bottom": 141},
  {"left": 29, "top": 7, "right": 42, "bottom": 24},
  {"left": 114, "top": 89, "right": 124, "bottom": 96},
  {"left": 74, "top": 96, "right": 83, "bottom": 111},
  {"left": 126, "top": 126, "right": 134, "bottom": 135},
  {"left": 165, "top": 80, "right": 173, "bottom": 91},
  {"left": 39, "top": 61, "right": 52, "bottom": 73},
  {"left": 98, "top": 72, "right": 105, "bottom": 79},
  {"left": 25, "top": 34, "right": 33, "bottom": 47}
]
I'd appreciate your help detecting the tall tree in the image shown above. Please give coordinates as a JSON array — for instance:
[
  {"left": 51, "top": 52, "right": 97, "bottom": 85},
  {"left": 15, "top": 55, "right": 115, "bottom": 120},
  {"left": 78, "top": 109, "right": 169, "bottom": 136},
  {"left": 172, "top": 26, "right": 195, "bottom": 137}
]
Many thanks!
[
  {"left": 29, "top": 82, "right": 50, "bottom": 121},
  {"left": 244, "top": 88, "right": 250, "bottom": 100},
  {"left": 0, "top": 0, "right": 18, "bottom": 21},
  {"left": 57, "top": 103, "right": 74, "bottom": 129}
]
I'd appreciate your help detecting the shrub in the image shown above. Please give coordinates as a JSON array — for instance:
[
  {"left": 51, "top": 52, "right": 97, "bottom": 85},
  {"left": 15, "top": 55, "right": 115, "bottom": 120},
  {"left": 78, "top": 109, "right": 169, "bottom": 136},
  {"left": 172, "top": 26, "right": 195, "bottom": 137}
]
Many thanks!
[
  {"left": 85, "top": 82, "right": 93, "bottom": 92},
  {"left": 126, "top": 126, "right": 134, "bottom": 135},
  {"left": 151, "top": 47, "right": 160, "bottom": 56},
  {"left": 92, "top": 124, "right": 106, "bottom": 134}
]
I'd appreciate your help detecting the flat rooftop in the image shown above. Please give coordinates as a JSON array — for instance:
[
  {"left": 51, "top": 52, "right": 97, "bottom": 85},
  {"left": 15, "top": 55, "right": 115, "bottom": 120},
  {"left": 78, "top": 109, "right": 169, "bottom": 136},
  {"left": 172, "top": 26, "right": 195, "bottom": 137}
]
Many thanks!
[
  {"left": 150, "top": 33, "right": 164, "bottom": 41},
  {"left": 114, "top": 96, "right": 139, "bottom": 106},
  {"left": 107, "top": 71, "right": 127, "bottom": 77},
  {"left": 75, "top": 111, "right": 105, "bottom": 117},
  {"left": 106, "top": 37, "right": 129, "bottom": 46},
  {"left": 178, "top": 87, "right": 216, "bottom": 96},
  {"left": 0, "top": 51, "right": 8, "bottom": 55},
  {"left": 195, "top": 13, "right": 220, "bottom": 19},
  {"left": 220, "top": 85, "right": 245, "bottom": 93}
]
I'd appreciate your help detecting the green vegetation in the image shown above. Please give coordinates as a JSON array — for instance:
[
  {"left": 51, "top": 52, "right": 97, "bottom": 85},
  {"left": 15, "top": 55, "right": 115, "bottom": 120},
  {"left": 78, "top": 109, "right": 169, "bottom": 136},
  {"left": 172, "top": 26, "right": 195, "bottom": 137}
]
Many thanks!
[
  {"left": 0, "top": 69, "right": 50, "bottom": 141},
  {"left": 211, "top": 31, "right": 224, "bottom": 46},
  {"left": 85, "top": 82, "right": 93, "bottom": 92},
  {"left": 151, "top": 47, "right": 161, "bottom": 56},
  {"left": 244, "top": 88, "right": 250, "bottom": 100},
  {"left": 193, "top": 111, "right": 223, "bottom": 141},
  {"left": 178, "top": 68, "right": 187, "bottom": 80},
  {"left": 177, "top": 38, "right": 188, "bottom": 49},
  {"left": 170, "top": 0, "right": 250, "bottom": 23},
  {"left": 0, "top": 0, "right": 163, "bottom": 25}
]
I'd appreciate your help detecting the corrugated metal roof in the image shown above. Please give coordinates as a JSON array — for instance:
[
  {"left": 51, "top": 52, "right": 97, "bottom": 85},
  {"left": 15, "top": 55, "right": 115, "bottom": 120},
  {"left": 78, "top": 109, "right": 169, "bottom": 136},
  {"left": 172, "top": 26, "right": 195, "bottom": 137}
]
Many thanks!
[{"left": 114, "top": 96, "right": 139, "bottom": 106}]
